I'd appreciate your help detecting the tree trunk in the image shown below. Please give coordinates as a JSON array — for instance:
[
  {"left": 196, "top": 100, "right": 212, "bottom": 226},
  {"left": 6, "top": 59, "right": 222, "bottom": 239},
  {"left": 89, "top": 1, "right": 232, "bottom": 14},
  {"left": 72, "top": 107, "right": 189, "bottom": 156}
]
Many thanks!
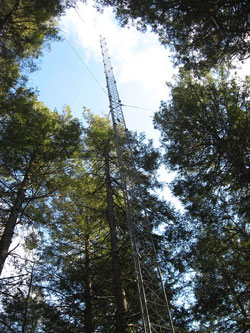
[
  {"left": 84, "top": 234, "right": 93, "bottom": 333},
  {"left": 0, "top": 171, "right": 30, "bottom": 276},
  {"left": 104, "top": 153, "right": 128, "bottom": 333},
  {"left": 22, "top": 263, "right": 35, "bottom": 333}
]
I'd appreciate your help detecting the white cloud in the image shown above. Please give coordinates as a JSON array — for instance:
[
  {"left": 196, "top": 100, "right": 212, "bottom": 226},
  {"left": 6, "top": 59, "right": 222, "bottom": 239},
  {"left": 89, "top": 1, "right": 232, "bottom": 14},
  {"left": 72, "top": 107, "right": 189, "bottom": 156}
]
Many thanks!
[{"left": 60, "top": 0, "right": 175, "bottom": 102}]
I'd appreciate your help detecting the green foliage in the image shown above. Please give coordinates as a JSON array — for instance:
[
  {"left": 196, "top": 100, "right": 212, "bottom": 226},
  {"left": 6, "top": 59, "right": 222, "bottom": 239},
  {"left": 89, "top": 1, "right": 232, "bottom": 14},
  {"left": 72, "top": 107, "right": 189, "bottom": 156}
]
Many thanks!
[
  {"left": 0, "top": 0, "right": 78, "bottom": 92},
  {"left": 1, "top": 90, "right": 81, "bottom": 172},
  {"left": 0, "top": 90, "right": 82, "bottom": 206},
  {"left": 0, "top": 90, "right": 81, "bottom": 274},
  {"left": 154, "top": 70, "right": 250, "bottom": 331},
  {"left": 154, "top": 69, "right": 249, "bottom": 210}
]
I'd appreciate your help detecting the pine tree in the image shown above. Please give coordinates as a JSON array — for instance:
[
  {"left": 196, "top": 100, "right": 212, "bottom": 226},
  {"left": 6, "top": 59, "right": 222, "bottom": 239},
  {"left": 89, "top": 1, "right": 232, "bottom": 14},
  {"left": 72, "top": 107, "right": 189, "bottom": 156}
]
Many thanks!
[
  {"left": 154, "top": 69, "right": 250, "bottom": 331},
  {"left": 0, "top": 91, "right": 81, "bottom": 275}
]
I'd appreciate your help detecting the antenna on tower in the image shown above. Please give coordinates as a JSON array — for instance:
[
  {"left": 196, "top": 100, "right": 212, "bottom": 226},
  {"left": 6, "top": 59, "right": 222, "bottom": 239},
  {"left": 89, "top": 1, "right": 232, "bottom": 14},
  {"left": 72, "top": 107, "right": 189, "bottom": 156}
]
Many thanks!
[{"left": 100, "top": 36, "right": 175, "bottom": 333}]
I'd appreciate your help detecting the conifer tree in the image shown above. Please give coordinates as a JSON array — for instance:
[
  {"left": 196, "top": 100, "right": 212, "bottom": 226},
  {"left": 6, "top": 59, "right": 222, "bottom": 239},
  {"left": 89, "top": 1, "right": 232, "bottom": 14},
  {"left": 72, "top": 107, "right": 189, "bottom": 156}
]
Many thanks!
[
  {"left": 0, "top": 91, "right": 81, "bottom": 275},
  {"left": 154, "top": 69, "right": 250, "bottom": 331}
]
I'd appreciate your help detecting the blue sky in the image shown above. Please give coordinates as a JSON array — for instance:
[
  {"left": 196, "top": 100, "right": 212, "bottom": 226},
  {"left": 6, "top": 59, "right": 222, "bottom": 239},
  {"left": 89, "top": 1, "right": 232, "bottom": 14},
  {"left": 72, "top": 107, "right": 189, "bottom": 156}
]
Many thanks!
[{"left": 28, "top": 1, "right": 176, "bottom": 142}]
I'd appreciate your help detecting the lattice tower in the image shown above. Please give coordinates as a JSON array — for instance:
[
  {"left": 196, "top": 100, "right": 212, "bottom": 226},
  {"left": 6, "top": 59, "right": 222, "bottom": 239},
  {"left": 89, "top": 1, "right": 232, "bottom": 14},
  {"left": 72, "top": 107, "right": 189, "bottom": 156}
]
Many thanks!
[{"left": 100, "top": 36, "right": 175, "bottom": 333}]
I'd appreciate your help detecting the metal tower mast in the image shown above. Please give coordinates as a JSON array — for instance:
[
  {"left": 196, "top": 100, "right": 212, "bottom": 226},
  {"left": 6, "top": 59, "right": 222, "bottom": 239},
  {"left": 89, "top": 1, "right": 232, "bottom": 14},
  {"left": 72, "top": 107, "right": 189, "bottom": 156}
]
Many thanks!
[{"left": 100, "top": 36, "right": 175, "bottom": 333}]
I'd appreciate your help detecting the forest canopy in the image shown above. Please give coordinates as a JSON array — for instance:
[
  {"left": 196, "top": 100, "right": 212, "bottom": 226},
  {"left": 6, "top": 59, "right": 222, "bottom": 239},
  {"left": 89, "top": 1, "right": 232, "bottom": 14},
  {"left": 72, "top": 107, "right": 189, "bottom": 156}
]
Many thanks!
[{"left": 0, "top": 0, "right": 249, "bottom": 332}]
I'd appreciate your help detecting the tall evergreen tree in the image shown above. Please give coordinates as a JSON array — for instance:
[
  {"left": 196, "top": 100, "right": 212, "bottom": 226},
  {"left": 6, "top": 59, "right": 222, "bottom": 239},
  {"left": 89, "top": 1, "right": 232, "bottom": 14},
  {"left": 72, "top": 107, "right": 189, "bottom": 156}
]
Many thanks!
[
  {"left": 84, "top": 113, "right": 129, "bottom": 332},
  {"left": 0, "top": 91, "right": 81, "bottom": 275},
  {"left": 154, "top": 69, "right": 250, "bottom": 331}
]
